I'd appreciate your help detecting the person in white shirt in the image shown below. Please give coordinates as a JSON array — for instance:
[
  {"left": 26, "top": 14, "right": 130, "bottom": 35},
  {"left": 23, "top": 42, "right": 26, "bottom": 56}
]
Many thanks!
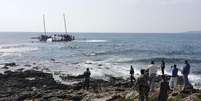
[{"left": 147, "top": 61, "right": 160, "bottom": 92}]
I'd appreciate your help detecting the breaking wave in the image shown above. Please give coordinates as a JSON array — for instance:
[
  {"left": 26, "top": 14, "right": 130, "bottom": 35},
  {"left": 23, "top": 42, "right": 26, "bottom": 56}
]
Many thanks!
[
  {"left": 0, "top": 43, "right": 38, "bottom": 57},
  {"left": 76, "top": 40, "right": 108, "bottom": 43},
  {"left": 136, "top": 57, "right": 201, "bottom": 63}
]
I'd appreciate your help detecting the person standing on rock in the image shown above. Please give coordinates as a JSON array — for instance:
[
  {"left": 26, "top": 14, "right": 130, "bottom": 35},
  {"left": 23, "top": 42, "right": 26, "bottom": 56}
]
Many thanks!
[
  {"left": 136, "top": 69, "right": 149, "bottom": 101},
  {"left": 161, "top": 60, "right": 165, "bottom": 75},
  {"left": 130, "top": 65, "right": 135, "bottom": 85},
  {"left": 147, "top": 61, "right": 159, "bottom": 92},
  {"left": 157, "top": 75, "right": 169, "bottom": 101},
  {"left": 169, "top": 64, "right": 178, "bottom": 91},
  {"left": 182, "top": 60, "right": 193, "bottom": 90},
  {"left": 83, "top": 68, "right": 91, "bottom": 90}
]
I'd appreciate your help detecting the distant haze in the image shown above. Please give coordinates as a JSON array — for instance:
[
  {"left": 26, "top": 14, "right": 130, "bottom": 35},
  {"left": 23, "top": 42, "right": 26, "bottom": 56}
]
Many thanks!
[{"left": 0, "top": 0, "right": 201, "bottom": 33}]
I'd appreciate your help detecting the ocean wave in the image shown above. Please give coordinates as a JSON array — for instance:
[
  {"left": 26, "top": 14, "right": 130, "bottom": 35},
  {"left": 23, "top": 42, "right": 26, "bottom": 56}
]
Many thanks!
[
  {"left": 76, "top": 40, "right": 108, "bottom": 43},
  {"left": 188, "top": 74, "right": 201, "bottom": 89},
  {"left": 86, "top": 47, "right": 201, "bottom": 57},
  {"left": 103, "top": 57, "right": 135, "bottom": 63},
  {"left": 0, "top": 44, "right": 38, "bottom": 57},
  {"left": 102, "top": 57, "right": 201, "bottom": 64},
  {"left": 84, "top": 49, "right": 160, "bottom": 57},
  {"left": 0, "top": 47, "right": 38, "bottom": 53},
  {"left": 136, "top": 57, "right": 201, "bottom": 63},
  {"left": 83, "top": 51, "right": 108, "bottom": 56},
  {"left": 164, "top": 50, "right": 201, "bottom": 55}
]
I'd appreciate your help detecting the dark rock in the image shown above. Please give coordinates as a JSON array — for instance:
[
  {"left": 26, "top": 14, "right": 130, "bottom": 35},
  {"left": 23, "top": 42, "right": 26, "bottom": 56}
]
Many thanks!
[
  {"left": 1, "top": 70, "right": 68, "bottom": 89},
  {"left": 115, "top": 88, "right": 125, "bottom": 91},
  {"left": 69, "top": 95, "right": 82, "bottom": 101},
  {"left": 42, "top": 67, "right": 50, "bottom": 72},
  {"left": 98, "top": 64, "right": 102, "bottom": 66},
  {"left": 32, "top": 66, "right": 40, "bottom": 70},
  {"left": 51, "top": 58, "right": 56, "bottom": 61},
  {"left": 1, "top": 66, "right": 9, "bottom": 69},
  {"left": 172, "top": 92, "right": 179, "bottom": 96},
  {"left": 107, "top": 95, "right": 123, "bottom": 101},
  {"left": 4, "top": 62, "right": 17, "bottom": 67},
  {"left": 16, "top": 91, "right": 36, "bottom": 101},
  {"left": 0, "top": 69, "right": 200, "bottom": 101},
  {"left": 60, "top": 74, "right": 84, "bottom": 81},
  {"left": 24, "top": 64, "right": 32, "bottom": 67},
  {"left": 48, "top": 97, "right": 64, "bottom": 101},
  {"left": 16, "top": 68, "right": 24, "bottom": 72}
]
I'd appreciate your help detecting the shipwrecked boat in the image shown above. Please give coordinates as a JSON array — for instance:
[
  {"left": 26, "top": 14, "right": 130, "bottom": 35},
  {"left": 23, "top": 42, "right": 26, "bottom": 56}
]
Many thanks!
[
  {"left": 35, "top": 14, "right": 75, "bottom": 42},
  {"left": 38, "top": 34, "right": 75, "bottom": 42}
]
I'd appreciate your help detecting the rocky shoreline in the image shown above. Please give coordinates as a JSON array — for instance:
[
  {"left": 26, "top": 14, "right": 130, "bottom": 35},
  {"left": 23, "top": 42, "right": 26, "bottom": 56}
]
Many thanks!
[{"left": 0, "top": 68, "right": 201, "bottom": 101}]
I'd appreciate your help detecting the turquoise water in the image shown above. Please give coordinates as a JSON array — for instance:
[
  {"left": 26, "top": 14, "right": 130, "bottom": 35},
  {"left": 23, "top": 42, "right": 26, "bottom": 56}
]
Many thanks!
[{"left": 0, "top": 32, "right": 201, "bottom": 87}]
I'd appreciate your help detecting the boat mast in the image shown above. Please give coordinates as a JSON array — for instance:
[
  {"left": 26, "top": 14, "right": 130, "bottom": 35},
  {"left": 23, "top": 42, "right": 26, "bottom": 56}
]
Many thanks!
[
  {"left": 43, "top": 14, "right": 47, "bottom": 35},
  {"left": 63, "top": 13, "right": 67, "bottom": 34}
]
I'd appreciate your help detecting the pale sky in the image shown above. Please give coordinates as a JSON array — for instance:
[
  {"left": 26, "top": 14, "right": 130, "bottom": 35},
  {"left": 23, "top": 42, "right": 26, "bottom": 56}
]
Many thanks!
[{"left": 0, "top": 0, "right": 200, "bottom": 33}]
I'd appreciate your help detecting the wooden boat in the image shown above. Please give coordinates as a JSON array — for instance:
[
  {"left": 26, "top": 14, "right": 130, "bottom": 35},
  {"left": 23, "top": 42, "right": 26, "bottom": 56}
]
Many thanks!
[{"left": 36, "top": 14, "right": 75, "bottom": 42}]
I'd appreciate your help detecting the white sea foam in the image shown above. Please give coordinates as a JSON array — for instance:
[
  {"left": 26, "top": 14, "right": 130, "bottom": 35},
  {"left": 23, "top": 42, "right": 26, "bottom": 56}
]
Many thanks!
[
  {"left": 52, "top": 59, "right": 142, "bottom": 80},
  {"left": 1, "top": 58, "right": 200, "bottom": 89},
  {"left": 162, "top": 69, "right": 201, "bottom": 89},
  {"left": 188, "top": 74, "right": 201, "bottom": 89},
  {"left": 76, "top": 40, "right": 107, "bottom": 43},
  {"left": 0, "top": 43, "right": 38, "bottom": 57},
  {"left": 107, "top": 57, "right": 134, "bottom": 63}
]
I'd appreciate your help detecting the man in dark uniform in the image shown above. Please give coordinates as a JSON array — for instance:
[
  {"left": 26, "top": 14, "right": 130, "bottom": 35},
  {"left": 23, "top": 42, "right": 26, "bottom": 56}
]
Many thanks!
[
  {"left": 157, "top": 75, "right": 169, "bottom": 101},
  {"left": 83, "top": 68, "right": 91, "bottom": 90},
  {"left": 182, "top": 60, "right": 193, "bottom": 90},
  {"left": 137, "top": 69, "right": 149, "bottom": 101},
  {"left": 161, "top": 60, "right": 165, "bottom": 75},
  {"left": 130, "top": 65, "right": 135, "bottom": 85}
]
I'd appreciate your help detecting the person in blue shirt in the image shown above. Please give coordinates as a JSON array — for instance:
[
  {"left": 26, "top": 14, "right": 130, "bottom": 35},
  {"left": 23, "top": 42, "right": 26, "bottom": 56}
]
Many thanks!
[
  {"left": 182, "top": 60, "right": 193, "bottom": 90},
  {"left": 169, "top": 64, "right": 178, "bottom": 91}
]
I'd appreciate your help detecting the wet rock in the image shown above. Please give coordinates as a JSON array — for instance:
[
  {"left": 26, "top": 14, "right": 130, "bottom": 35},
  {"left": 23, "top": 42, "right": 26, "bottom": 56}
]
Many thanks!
[
  {"left": 54, "top": 71, "right": 62, "bottom": 75},
  {"left": 0, "top": 70, "right": 72, "bottom": 100},
  {"left": 3, "top": 62, "right": 17, "bottom": 67},
  {"left": 171, "top": 92, "right": 179, "bottom": 96},
  {"left": 98, "top": 64, "right": 103, "bottom": 66},
  {"left": 107, "top": 95, "right": 124, "bottom": 101},
  {"left": 1, "top": 70, "right": 67, "bottom": 89},
  {"left": 182, "top": 87, "right": 194, "bottom": 94},
  {"left": 182, "top": 93, "right": 201, "bottom": 101},
  {"left": 60, "top": 74, "right": 85, "bottom": 81},
  {"left": 50, "top": 58, "right": 56, "bottom": 61},
  {"left": 42, "top": 67, "right": 50, "bottom": 72},
  {"left": 0, "top": 69, "right": 200, "bottom": 101},
  {"left": 32, "top": 66, "right": 40, "bottom": 70},
  {"left": 1, "top": 66, "right": 9, "bottom": 69},
  {"left": 24, "top": 64, "right": 32, "bottom": 67},
  {"left": 47, "top": 97, "right": 64, "bottom": 101},
  {"left": 115, "top": 88, "right": 125, "bottom": 92},
  {"left": 16, "top": 68, "right": 24, "bottom": 72},
  {"left": 69, "top": 95, "right": 82, "bottom": 101}
]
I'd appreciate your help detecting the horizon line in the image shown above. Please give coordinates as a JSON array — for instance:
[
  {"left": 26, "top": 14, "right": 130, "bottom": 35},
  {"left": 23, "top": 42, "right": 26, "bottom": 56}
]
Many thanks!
[{"left": 0, "top": 31, "right": 199, "bottom": 34}]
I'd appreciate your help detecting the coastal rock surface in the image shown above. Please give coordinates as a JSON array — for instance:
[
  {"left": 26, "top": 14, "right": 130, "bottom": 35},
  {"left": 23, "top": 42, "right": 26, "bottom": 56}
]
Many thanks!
[{"left": 0, "top": 69, "right": 200, "bottom": 101}]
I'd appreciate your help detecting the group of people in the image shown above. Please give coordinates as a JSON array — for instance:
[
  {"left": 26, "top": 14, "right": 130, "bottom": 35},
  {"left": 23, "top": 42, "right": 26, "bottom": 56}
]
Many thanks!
[
  {"left": 82, "top": 60, "right": 193, "bottom": 101},
  {"left": 51, "top": 34, "right": 75, "bottom": 41},
  {"left": 134, "top": 60, "right": 193, "bottom": 101},
  {"left": 39, "top": 34, "right": 75, "bottom": 42}
]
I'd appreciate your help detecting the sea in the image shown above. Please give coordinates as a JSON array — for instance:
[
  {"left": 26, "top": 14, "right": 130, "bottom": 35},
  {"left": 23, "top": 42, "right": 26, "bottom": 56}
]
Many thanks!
[{"left": 0, "top": 32, "right": 201, "bottom": 88}]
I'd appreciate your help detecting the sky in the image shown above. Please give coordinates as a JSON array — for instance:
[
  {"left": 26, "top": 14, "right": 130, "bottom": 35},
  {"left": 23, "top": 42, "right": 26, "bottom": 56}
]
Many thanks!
[{"left": 0, "top": 0, "right": 200, "bottom": 33}]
